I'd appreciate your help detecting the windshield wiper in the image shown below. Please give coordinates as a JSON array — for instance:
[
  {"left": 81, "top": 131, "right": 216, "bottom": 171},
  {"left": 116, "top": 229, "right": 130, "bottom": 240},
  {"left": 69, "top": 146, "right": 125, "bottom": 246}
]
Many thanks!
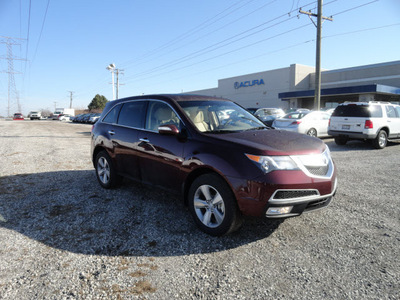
[
  {"left": 207, "top": 130, "right": 238, "bottom": 134},
  {"left": 244, "top": 126, "right": 268, "bottom": 131}
]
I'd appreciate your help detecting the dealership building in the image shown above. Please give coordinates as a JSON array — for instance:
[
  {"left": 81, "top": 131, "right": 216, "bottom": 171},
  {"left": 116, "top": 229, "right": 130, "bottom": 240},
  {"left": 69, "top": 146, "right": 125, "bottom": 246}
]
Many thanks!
[{"left": 188, "top": 60, "right": 400, "bottom": 110}]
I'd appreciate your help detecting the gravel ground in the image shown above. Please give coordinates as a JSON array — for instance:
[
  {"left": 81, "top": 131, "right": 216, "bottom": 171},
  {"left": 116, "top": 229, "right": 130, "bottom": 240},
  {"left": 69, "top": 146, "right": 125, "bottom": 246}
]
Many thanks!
[{"left": 0, "top": 120, "right": 399, "bottom": 300}]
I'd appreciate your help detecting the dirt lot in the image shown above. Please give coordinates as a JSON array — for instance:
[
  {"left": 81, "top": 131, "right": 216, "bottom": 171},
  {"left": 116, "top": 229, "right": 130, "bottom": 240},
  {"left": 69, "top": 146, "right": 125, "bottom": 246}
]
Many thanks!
[{"left": 0, "top": 120, "right": 399, "bottom": 299}]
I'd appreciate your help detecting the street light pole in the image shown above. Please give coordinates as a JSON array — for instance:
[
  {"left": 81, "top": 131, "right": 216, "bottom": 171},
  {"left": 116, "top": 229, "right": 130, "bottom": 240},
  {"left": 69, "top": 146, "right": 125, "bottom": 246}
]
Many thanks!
[{"left": 106, "top": 63, "right": 116, "bottom": 100}]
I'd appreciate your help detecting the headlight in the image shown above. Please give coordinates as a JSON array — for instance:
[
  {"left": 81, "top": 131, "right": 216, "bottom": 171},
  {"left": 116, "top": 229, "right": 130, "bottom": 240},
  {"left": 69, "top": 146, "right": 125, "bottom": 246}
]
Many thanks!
[{"left": 245, "top": 154, "right": 299, "bottom": 173}]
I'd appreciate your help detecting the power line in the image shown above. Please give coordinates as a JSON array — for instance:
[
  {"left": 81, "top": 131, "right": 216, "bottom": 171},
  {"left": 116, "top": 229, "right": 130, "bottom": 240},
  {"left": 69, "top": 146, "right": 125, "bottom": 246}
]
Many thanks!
[
  {"left": 121, "top": 0, "right": 280, "bottom": 71},
  {"left": 124, "top": 23, "right": 313, "bottom": 85},
  {"left": 124, "top": 0, "right": 379, "bottom": 85},
  {"left": 120, "top": 0, "right": 256, "bottom": 67},
  {"left": 24, "top": 0, "right": 32, "bottom": 74},
  {"left": 331, "top": 0, "right": 379, "bottom": 17},
  {"left": 122, "top": 1, "right": 324, "bottom": 82},
  {"left": 31, "top": 0, "right": 51, "bottom": 66}
]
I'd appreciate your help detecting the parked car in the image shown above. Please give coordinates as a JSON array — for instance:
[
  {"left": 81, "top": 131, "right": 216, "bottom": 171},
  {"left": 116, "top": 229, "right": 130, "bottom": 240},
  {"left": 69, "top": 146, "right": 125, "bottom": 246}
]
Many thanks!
[
  {"left": 254, "top": 108, "right": 285, "bottom": 127},
  {"left": 328, "top": 101, "right": 400, "bottom": 149},
  {"left": 72, "top": 114, "right": 84, "bottom": 123},
  {"left": 89, "top": 113, "right": 101, "bottom": 124},
  {"left": 58, "top": 114, "right": 73, "bottom": 121},
  {"left": 272, "top": 111, "right": 331, "bottom": 137},
  {"left": 29, "top": 111, "right": 42, "bottom": 120},
  {"left": 13, "top": 113, "right": 24, "bottom": 120},
  {"left": 73, "top": 113, "right": 89, "bottom": 123},
  {"left": 91, "top": 94, "right": 337, "bottom": 236}
]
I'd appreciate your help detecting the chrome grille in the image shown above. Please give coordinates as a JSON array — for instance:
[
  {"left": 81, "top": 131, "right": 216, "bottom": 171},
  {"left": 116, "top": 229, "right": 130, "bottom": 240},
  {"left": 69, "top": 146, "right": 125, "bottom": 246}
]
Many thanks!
[{"left": 305, "top": 165, "right": 329, "bottom": 177}]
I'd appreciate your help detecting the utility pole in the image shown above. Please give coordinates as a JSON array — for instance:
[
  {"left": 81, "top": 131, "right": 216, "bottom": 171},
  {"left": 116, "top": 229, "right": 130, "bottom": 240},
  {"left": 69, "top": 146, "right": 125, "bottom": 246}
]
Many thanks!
[
  {"left": 68, "top": 91, "right": 74, "bottom": 108},
  {"left": 300, "top": 0, "right": 333, "bottom": 110}
]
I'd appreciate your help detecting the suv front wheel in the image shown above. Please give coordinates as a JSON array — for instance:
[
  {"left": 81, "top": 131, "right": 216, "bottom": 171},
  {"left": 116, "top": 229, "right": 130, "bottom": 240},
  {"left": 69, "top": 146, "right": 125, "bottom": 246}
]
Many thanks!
[
  {"left": 188, "top": 174, "right": 242, "bottom": 236},
  {"left": 373, "top": 130, "right": 387, "bottom": 149}
]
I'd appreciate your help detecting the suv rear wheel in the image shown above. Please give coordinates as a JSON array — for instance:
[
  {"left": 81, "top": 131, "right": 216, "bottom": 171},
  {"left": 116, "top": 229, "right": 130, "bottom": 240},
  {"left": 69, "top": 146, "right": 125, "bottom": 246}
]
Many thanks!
[
  {"left": 373, "top": 130, "right": 387, "bottom": 149},
  {"left": 95, "top": 151, "right": 122, "bottom": 189},
  {"left": 188, "top": 174, "right": 242, "bottom": 236}
]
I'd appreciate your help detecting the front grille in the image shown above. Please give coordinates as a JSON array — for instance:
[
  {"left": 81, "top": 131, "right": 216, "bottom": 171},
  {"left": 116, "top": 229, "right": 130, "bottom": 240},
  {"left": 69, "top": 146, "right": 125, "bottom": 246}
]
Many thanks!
[
  {"left": 305, "top": 165, "right": 329, "bottom": 177},
  {"left": 273, "top": 190, "right": 319, "bottom": 199}
]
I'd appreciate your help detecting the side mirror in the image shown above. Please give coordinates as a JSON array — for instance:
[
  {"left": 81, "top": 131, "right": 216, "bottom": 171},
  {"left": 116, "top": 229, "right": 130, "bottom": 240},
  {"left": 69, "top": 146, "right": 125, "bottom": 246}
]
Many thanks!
[{"left": 158, "top": 124, "right": 180, "bottom": 135}]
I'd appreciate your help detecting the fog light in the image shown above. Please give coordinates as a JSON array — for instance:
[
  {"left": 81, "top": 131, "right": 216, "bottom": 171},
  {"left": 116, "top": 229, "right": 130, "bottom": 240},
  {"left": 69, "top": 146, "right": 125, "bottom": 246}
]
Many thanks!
[{"left": 267, "top": 206, "right": 293, "bottom": 216}]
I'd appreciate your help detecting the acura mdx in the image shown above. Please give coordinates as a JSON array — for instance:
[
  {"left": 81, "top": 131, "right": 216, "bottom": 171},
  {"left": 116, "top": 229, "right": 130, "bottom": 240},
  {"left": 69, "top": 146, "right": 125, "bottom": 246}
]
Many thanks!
[{"left": 91, "top": 94, "right": 337, "bottom": 236}]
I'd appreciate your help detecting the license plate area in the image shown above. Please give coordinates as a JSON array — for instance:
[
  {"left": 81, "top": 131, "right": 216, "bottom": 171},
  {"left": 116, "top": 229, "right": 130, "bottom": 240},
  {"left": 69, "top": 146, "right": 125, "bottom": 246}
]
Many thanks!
[{"left": 342, "top": 125, "right": 350, "bottom": 130}]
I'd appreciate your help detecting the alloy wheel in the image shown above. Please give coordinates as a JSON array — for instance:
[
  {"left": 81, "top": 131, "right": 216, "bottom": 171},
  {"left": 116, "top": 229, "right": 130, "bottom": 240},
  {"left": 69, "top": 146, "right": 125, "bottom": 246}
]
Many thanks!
[
  {"left": 97, "top": 156, "right": 110, "bottom": 185},
  {"left": 193, "top": 184, "right": 225, "bottom": 228}
]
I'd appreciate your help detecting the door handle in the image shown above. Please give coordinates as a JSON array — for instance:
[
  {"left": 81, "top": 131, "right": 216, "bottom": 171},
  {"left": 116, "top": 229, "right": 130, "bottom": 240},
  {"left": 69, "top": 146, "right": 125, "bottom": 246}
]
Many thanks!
[
  {"left": 108, "top": 130, "right": 115, "bottom": 135},
  {"left": 139, "top": 138, "right": 150, "bottom": 143}
]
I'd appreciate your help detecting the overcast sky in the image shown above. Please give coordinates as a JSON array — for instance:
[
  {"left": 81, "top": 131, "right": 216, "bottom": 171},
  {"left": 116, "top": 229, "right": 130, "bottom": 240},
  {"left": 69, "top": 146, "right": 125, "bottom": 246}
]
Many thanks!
[{"left": 0, "top": 0, "right": 399, "bottom": 115}]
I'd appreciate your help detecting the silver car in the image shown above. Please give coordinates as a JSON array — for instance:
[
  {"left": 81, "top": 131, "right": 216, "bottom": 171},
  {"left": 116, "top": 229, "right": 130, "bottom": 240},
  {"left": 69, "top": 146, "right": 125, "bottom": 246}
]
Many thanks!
[{"left": 272, "top": 111, "right": 331, "bottom": 137}]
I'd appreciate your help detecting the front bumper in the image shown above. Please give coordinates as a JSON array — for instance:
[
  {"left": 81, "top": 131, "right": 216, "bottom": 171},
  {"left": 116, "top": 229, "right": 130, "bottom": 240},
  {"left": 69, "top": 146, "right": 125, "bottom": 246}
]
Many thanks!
[
  {"left": 265, "top": 176, "right": 337, "bottom": 218},
  {"left": 229, "top": 165, "right": 337, "bottom": 218}
]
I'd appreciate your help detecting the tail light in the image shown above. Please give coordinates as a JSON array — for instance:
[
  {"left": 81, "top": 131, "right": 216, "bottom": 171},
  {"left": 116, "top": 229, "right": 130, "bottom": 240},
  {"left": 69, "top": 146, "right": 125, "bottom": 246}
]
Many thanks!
[
  {"left": 365, "top": 120, "right": 373, "bottom": 129},
  {"left": 290, "top": 120, "right": 302, "bottom": 125}
]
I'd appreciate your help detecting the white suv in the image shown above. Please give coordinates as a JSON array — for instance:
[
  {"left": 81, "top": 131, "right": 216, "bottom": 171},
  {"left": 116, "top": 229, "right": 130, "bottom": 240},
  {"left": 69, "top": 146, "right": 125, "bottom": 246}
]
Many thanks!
[{"left": 328, "top": 102, "right": 400, "bottom": 149}]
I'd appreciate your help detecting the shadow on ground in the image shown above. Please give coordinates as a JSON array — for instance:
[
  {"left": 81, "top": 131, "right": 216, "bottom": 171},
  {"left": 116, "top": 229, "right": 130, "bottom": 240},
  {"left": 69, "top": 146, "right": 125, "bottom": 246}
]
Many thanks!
[{"left": 0, "top": 170, "right": 282, "bottom": 257}]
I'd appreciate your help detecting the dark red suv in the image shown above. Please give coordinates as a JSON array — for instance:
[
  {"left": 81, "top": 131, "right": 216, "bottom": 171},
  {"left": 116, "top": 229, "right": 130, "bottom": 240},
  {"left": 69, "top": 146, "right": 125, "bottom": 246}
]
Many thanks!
[{"left": 91, "top": 94, "right": 337, "bottom": 236}]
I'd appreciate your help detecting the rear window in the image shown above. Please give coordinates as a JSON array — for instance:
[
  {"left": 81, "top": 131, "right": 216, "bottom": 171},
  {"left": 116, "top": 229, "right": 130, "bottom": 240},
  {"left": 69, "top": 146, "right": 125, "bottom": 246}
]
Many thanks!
[{"left": 332, "top": 105, "right": 382, "bottom": 118}]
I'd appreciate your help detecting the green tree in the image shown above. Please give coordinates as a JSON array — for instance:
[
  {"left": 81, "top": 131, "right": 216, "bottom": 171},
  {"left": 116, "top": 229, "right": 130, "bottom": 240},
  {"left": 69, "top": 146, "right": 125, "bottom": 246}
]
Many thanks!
[{"left": 88, "top": 94, "right": 108, "bottom": 111}]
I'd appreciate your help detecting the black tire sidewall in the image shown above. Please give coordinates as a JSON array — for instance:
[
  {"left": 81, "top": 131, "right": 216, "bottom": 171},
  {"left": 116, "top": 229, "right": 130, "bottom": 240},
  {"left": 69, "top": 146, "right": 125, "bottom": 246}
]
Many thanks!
[
  {"left": 95, "top": 151, "right": 118, "bottom": 189},
  {"left": 188, "top": 174, "right": 239, "bottom": 236},
  {"left": 334, "top": 137, "right": 347, "bottom": 145}
]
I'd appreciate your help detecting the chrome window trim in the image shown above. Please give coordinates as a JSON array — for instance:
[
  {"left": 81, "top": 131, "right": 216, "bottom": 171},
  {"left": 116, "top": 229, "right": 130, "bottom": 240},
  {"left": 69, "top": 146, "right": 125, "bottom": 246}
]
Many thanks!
[{"left": 100, "top": 98, "right": 187, "bottom": 131}]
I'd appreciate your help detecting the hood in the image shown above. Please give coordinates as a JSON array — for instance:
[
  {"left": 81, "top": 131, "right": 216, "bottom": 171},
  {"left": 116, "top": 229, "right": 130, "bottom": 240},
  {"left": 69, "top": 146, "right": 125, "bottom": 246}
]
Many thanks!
[{"left": 206, "top": 129, "right": 326, "bottom": 156}]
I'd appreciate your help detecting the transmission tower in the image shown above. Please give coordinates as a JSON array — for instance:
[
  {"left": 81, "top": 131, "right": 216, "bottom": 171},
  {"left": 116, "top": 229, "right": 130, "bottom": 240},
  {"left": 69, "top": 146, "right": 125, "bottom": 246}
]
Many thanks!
[{"left": 0, "top": 36, "right": 25, "bottom": 117}]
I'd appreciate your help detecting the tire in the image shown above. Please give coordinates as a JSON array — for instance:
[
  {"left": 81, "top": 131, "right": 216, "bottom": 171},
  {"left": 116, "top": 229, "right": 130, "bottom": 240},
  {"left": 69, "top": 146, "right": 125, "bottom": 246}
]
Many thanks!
[
  {"left": 188, "top": 174, "right": 242, "bottom": 236},
  {"left": 334, "top": 137, "right": 348, "bottom": 145},
  {"left": 307, "top": 128, "right": 317, "bottom": 137},
  {"left": 372, "top": 130, "right": 387, "bottom": 149},
  {"left": 95, "top": 151, "right": 122, "bottom": 189}
]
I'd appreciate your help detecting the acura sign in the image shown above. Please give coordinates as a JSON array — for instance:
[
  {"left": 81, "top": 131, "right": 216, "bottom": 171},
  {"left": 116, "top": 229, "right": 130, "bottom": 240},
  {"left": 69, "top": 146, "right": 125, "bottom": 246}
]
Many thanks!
[{"left": 234, "top": 79, "right": 265, "bottom": 89}]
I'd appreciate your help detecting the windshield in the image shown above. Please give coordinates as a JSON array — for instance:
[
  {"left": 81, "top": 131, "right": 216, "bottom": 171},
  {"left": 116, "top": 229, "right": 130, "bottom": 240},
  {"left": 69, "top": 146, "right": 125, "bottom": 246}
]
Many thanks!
[{"left": 178, "top": 100, "right": 266, "bottom": 133}]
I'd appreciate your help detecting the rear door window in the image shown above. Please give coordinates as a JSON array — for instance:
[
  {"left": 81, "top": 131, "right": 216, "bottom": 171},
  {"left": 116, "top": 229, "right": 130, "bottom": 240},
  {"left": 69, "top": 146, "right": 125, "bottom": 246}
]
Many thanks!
[
  {"left": 117, "top": 101, "right": 147, "bottom": 128},
  {"left": 332, "top": 105, "right": 382, "bottom": 118}
]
